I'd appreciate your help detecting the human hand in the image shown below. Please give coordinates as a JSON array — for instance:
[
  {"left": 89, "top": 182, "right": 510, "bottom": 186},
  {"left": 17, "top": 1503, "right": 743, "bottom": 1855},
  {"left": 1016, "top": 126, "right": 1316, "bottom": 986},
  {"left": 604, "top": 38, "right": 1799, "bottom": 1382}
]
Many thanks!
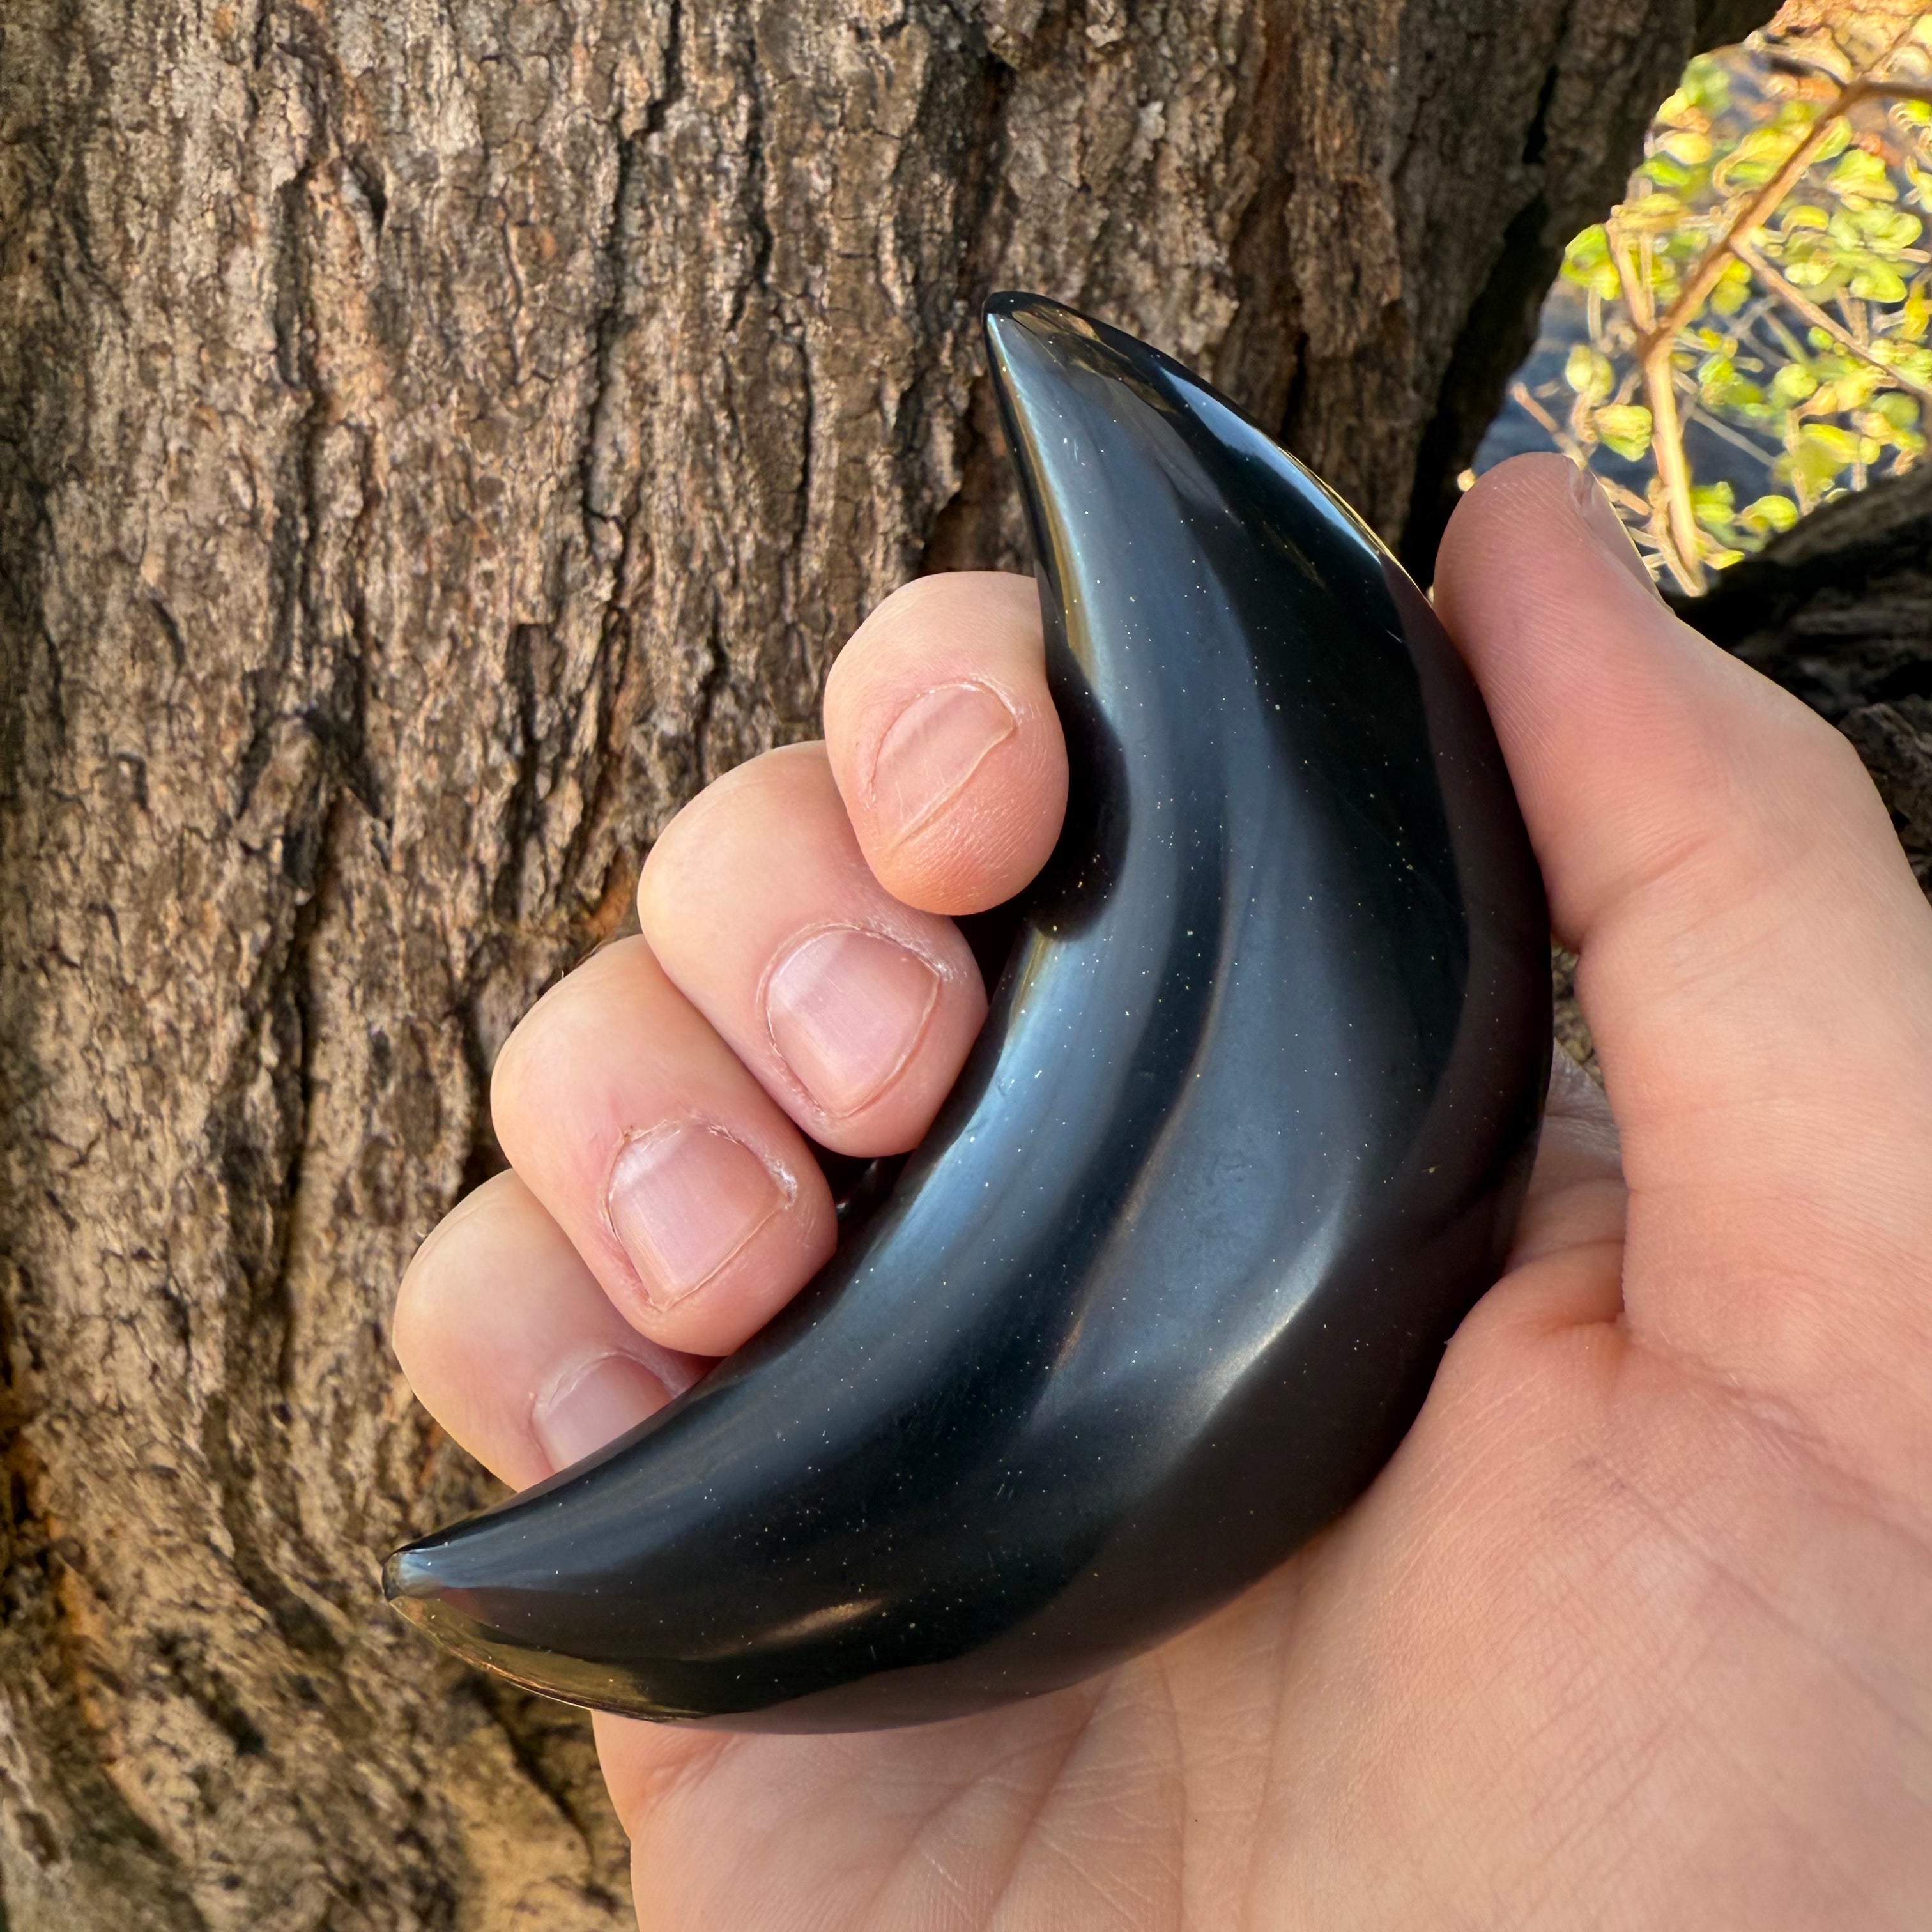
[{"left": 394, "top": 453, "right": 1932, "bottom": 1929}]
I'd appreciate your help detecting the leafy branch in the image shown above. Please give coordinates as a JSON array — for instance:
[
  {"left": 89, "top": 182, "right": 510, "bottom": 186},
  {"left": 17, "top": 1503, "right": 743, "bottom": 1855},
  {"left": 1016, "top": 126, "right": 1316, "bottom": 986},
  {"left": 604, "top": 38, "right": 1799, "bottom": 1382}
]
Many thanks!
[
  {"left": 1547, "top": 21, "right": 1932, "bottom": 593},
  {"left": 1729, "top": 233, "right": 1932, "bottom": 411},
  {"left": 1630, "top": 72, "right": 1932, "bottom": 588}
]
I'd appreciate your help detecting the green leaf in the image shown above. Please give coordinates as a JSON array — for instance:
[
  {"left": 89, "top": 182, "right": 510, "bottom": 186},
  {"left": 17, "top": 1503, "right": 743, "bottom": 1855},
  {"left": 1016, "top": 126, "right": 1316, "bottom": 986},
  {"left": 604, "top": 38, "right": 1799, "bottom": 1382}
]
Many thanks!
[
  {"left": 1681, "top": 54, "right": 1731, "bottom": 115},
  {"left": 1721, "top": 125, "right": 1804, "bottom": 188},
  {"left": 1561, "top": 224, "right": 1624, "bottom": 298},
  {"left": 1876, "top": 341, "right": 1932, "bottom": 383},
  {"left": 1656, "top": 129, "right": 1713, "bottom": 165},
  {"left": 1565, "top": 344, "right": 1615, "bottom": 403},
  {"left": 1738, "top": 493, "right": 1800, "bottom": 535},
  {"left": 1711, "top": 257, "right": 1752, "bottom": 316},
  {"left": 1690, "top": 480, "right": 1736, "bottom": 534},
  {"left": 1804, "top": 422, "right": 1864, "bottom": 463},
  {"left": 1621, "top": 188, "right": 1685, "bottom": 231},
  {"left": 1780, "top": 203, "right": 1831, "bottom": 231},
  {"left": 1787, "top": 254, "right": 1848, "bottom": 293},
  {"left": 1830, "top": 148, "right": 1897, "bottom": 202},
  {"left": 1851, "top": 261, "right": 1909, "bottom": 303},
  {"left": 1871, "top": 390, "right": 1922, "bottom": 431},
  {"left": 1642, "top": 154, "right": 1698, "bottom": 192},
  {"left": 1771, "top": 362, "right": 1820, "bottom": 406},
  {"left": 1788, "top": 431, "right": 1849, "bottom": 496},
  {"left": 1732, "top": 126, "right": 1804, "bottom": 165},
  {"left": 1832, "top": 365, "right": 1885, "bottom": 411},
  {"left": 1856, "top": 206, "right": 1922, "bottom": 250},
  {"left": 1592, "top": 404, "right": 1654, "bottom": 461},
  {"left": 1697, "top": 355, "right": 1766, "bottom": 413},
  {"left": 1563, "top": 261, "right": 1623, "bottom": 298},
  {"left": 1565, "top": 224, "right": 1610, "bottom": 268}
]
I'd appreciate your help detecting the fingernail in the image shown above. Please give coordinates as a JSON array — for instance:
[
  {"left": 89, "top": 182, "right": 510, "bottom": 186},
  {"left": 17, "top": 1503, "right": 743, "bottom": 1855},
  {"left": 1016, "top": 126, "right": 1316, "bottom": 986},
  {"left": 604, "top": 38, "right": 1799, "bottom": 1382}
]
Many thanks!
[
  {"left": 765, "top": 926, "right": 940, "bottom": 1119},
  {"left": 604, "top": 1123, "right": 789, "bottom": 1309},
  {"left": 1570, "top": 464, "right": 1660, "bottom": 598},
  {"left": 870, "top": 683, "right": 1016, "bottom": 836},
  {"left": 533, "top": 1353, "right": 666, "bottom": 1471}
]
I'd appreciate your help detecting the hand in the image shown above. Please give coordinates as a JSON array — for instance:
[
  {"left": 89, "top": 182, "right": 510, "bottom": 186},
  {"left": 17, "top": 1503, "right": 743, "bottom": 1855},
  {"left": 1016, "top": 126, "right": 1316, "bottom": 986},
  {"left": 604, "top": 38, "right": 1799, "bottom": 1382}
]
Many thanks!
[{"left": 393, "top": 454, "right": 1932, "bottom": 1930}]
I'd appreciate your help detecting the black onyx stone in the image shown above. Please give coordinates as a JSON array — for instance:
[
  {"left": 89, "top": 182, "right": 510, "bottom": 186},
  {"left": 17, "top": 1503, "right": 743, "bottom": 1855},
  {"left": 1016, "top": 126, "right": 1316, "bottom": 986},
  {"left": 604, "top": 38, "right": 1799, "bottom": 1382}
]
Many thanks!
[{"left": 383, "top": 293, "right": 1552, "bottom": 1730}]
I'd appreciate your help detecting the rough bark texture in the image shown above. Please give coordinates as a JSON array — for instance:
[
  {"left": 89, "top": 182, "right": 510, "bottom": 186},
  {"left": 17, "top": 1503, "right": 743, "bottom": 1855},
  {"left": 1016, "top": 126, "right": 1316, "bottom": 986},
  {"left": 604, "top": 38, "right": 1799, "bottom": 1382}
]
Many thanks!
[{"left": 0, "top": 2, "right": 1772, "bottom": 1926}]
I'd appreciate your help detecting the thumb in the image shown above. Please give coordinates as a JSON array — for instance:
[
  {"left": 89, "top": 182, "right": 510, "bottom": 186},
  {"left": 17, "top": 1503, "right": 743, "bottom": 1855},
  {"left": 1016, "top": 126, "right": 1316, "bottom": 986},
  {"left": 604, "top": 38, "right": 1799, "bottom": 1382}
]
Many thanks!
[{"left": 1436, "top": 455, "right": 1932, "bottom": 1491}]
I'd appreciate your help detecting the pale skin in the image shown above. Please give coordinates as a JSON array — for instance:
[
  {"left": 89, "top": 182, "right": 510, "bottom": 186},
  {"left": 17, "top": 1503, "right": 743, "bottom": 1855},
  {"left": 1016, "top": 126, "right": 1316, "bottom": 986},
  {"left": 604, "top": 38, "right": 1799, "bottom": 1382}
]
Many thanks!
[{"left": 393, "top": 453, "right": 1932, "bottom": 1930}]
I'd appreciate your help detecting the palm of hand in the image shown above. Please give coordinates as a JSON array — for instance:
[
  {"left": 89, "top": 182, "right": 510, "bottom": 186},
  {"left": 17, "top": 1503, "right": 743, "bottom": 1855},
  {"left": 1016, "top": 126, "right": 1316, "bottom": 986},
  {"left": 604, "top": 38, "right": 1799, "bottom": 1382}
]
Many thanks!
[
  {"left": 595, "top": 1070, "right": 1926, "bottom": 1929},
  {"left": 396, "top": 459, "right": 1932, "bottom": 1930}
]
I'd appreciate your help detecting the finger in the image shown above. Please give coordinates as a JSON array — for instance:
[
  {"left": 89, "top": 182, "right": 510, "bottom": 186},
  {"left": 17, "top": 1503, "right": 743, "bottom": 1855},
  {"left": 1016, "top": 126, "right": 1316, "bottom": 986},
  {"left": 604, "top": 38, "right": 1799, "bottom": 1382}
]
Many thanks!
[
  {"left": 490, "top": 935, "right": 837, "bottom": 1356},
  {"left": 393, "top": 1170, "right": 705, "bottom": 1491},
  {"left": 1436, "top": 454, "right": 1932, "bottom": 1460},
  {"left": 638, "top": 742, "right": 988, "bottom": 1157},
  {"left": 822, "top": 571, "right": 1068, "bottom": 914}
]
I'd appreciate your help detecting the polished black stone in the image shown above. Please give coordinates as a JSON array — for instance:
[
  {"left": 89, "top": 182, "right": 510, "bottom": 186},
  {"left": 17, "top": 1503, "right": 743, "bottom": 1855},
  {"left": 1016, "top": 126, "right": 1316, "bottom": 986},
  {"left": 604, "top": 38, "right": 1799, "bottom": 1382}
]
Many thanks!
[{"left": 383, "top": 293, "right": 1552, "bottom": 1730}]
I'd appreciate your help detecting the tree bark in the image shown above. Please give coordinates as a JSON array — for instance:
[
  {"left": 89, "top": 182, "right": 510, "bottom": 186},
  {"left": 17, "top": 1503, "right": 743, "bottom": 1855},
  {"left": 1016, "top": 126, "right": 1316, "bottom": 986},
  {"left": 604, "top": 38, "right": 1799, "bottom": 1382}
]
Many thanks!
[{"left": 0, "top": 2, "right": 1767, "bottom": 1926}]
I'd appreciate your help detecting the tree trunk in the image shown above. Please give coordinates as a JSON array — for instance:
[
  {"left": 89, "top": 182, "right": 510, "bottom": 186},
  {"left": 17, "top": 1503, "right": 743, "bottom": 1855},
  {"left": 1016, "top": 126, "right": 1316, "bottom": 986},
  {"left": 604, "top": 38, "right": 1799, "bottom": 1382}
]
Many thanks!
[{"left": 0, "top": 2, "right": 1766, "bottom": 1925}]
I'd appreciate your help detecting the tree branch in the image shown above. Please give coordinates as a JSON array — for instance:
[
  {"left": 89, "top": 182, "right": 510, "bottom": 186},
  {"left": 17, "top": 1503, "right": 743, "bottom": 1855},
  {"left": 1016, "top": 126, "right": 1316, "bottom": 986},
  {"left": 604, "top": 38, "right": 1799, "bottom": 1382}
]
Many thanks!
[
  {"left": 1638, "top": 77, "right": 1932, "bottom": 360},
  {"left": 1731, "top": 233, "right": 1932, "bottom": 412},
  {"left": 1641, "top": 336, "right": 1707, "bottom": 590},
  {"left": 1617, "top": 70, "right": 1932, "bottom": 595}
]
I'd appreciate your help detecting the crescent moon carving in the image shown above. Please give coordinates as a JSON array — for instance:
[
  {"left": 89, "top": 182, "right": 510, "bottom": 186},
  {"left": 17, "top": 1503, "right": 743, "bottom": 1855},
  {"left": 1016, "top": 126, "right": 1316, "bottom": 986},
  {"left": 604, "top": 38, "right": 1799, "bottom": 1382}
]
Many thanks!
[{"left": 382, "top": 293, "right": 1552, "bottom": 1731}]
